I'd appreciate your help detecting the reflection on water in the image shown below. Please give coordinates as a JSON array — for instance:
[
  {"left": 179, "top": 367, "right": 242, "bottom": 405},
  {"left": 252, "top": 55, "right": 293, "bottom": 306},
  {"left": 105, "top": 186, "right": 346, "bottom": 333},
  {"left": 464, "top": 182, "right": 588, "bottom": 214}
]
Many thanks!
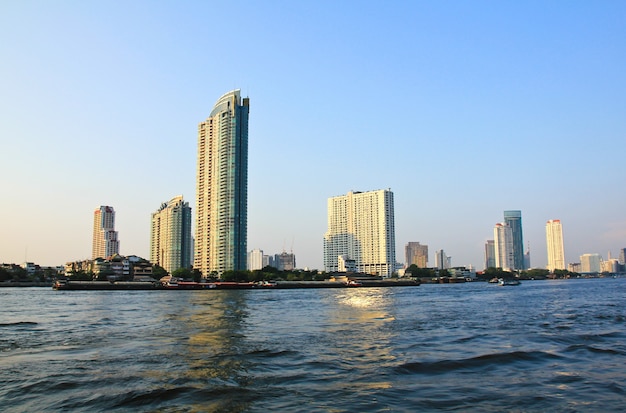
[{"left": 1, "top": 279, "right": 625, "bottom": 412}]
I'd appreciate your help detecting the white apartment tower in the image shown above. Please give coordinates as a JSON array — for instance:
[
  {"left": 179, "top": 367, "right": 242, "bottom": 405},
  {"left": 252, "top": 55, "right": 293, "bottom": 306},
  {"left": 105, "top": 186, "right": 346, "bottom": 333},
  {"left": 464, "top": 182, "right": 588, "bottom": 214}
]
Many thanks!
[
  {"left": 150, "top": 196, "right": 193, "bottom": 274},
  {"left": 247, "top": 249, "right": 264, "bottom": 271},
  {"left": 494, "top": 223, "right": 514, "bottom": 271},
  {"left": 546, "top": 219, "right": 565, "bottom": 272},
  {"left": 92, "top": 206, "right": 119, "bottom": 259},
  {"left": 323, "top": 189, "right": 396, "bottom": 277}
]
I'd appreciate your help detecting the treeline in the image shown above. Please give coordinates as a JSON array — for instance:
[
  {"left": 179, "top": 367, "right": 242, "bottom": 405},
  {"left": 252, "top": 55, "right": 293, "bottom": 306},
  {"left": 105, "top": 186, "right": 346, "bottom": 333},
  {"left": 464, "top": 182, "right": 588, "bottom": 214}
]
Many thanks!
[
  {"left": 0, "top": 266, "right": 58, "bottom": 282},
  {"left": 167, "top": 266, "right": 325, "bottom": 282}
]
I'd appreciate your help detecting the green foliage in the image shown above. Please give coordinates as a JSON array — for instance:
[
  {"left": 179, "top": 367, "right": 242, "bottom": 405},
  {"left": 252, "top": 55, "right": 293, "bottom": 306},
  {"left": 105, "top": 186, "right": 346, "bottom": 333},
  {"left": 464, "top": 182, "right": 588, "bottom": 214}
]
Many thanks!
[
  {"left": 523, "top": 268, "right": 550, "bottom": 279},
  {"left": 405, "top": 264, "right": 435, "bottom": 278},
  {"left": 172, "top": 267, "right": 193, "bottom": 280},
  {"left": 152, "top": 265, "right": 168, "bottom": 278},
  {"left": 481, "top": 267, "right": 515, "bottom": 279}
]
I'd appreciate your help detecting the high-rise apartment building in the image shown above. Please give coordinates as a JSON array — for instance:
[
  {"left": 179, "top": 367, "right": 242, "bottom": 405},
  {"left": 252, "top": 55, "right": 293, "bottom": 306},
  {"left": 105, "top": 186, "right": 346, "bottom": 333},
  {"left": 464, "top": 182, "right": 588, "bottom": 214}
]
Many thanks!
[
  {"left": 504, "top": 210, "right": 525, "bottom": 270},
  {"left": 546, "top": 219, "right": 565, "bottom": 272},
  {"left": 247, "top": 249, "right": 264, "bottom": 271},
  {"left": 494, "top": 223, "right": 514, "bottom": 271},
  {"left": 92, "top": 206, "right": 119, "bottom": 259},
  {"left": 150, "top": 196, "right": 192, "bottom": 274},
  {"left": 580, "top": 253, "right": 601, "bottom": 273},
  {"left": 195, "top": 90, "right": 250, "bottom": 277},
  {"left": 405, "top": 242, "right": 428, "bottom": 268},
  {"left": 484, "top": 240, "right": 496, "bottom": 269},
  {"left": 324, "top": 189, "right": 396, "bottom": 277},
  {"left": 435, "top": 249, "right": 451, "bottom": 270}
]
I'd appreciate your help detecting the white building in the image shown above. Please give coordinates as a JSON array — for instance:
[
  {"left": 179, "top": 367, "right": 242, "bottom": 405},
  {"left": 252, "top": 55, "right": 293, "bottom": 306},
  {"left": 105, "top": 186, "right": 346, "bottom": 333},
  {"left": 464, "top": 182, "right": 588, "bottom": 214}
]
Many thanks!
[
  {"left": 323, "top": 189, "right": 396, "bottom": 277},
  {"left": 247, "top": 249, "right": 264, "bottom": 271},
  {"left": 435, "top": 249, "right": 451, "bottom": 270},
  {"left": 92, "top": 206, "right": 119, "bottom": 259},
  {"left": 494, "top": 223, "right": 514, "bottom": 271},
  {"left": 150, "top": 196, "right": 192, "bottom": 274},
  {"left": 580, "top": 253, "right": 602, "bottom": 273},
  {"left": 546, "top": 219, "right": 565, "bottom": 272}
]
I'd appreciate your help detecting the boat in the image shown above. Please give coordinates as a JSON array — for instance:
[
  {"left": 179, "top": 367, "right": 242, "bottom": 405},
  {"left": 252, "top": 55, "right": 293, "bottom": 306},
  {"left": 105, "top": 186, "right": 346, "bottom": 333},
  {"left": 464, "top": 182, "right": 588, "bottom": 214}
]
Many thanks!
[{"left": 498, "top": 278, "right": 521, "bottom": 286}]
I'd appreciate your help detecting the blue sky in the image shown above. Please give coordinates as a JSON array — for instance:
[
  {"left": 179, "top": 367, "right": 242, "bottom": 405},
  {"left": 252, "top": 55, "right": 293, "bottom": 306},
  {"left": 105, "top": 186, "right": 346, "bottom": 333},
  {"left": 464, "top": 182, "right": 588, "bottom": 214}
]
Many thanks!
[{"left": 1, "top": 1, "right": 625, "bottom": 269}]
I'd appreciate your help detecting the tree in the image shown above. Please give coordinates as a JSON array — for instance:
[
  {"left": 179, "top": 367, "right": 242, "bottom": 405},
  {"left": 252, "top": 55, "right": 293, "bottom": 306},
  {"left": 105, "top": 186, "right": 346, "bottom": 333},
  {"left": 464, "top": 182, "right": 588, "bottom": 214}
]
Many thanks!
[
  {"left": 172, "top": 267, "right": 192, "bottom": 280},
  {"left": 152, "top": 265, "right": 168, "bottom": 279}
]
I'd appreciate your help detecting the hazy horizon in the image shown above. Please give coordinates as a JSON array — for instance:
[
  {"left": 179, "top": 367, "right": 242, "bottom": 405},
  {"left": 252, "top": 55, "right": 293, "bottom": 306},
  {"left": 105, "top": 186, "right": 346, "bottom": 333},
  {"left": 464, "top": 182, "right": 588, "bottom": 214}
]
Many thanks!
[{"left": 1, "top": 1, "right": 625, "bottom": 269}]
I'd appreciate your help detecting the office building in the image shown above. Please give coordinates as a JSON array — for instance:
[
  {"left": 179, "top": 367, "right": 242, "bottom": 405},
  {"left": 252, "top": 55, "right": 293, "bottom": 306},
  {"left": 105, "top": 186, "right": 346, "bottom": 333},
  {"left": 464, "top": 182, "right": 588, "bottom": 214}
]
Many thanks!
[
  {"left": 619, "top": 248, "right": 626, "bottom": 265},
  {"left": 504, "top": 210, "right": 525, "bottom": 270},
  {"left": 247, "top": 249, "right": 264, "bottom": 271},
  {"left": 435, "top": 249, "right": 451, "bottom": 270},
  {"left": 494, "top": 223, "right": 514, "bottom": 271},
  {"left": 484, "top": 240, "right": 496, "bottom": 269},
  {"left": 92, "top": 206, "right": 119, "bottom": 259},
  {"left": 150, "top": 196, "right": 192, "bottom": 274},
  {"left": 545, "top": 219, "right": 565, "bottom": 272},
  {"left": 580, "top": 253, "right": 601, "bottom": 273},
  {"left": 195, "top": 90, "right": 250, "bottom": 277},
  {"left": 274, "top": 251, "right": 296, "bottom": 271},
  {"left": 323, "top": 189, "right": 396, "bottom": 277},
  {"left": 405, "top": 242, "right": 428, "bottom": 268}
]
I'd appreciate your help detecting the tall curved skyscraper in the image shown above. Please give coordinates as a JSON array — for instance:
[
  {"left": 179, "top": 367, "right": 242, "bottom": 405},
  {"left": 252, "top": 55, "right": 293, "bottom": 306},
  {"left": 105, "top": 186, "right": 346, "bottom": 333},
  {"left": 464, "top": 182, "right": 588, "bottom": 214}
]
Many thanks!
[
  {"left": 195, "top": 90, "right": 250, "bottom": 277},
  {"left": 504, "top": 210, "right": 525, "bottom": 270}
]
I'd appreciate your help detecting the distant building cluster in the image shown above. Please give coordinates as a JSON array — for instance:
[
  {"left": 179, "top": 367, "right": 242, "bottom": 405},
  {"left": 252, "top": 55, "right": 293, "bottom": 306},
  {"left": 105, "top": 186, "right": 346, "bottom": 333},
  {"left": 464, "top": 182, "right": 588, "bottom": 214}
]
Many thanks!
[{"left": 10, "top": 90, "right": 626, "bottom": 279}]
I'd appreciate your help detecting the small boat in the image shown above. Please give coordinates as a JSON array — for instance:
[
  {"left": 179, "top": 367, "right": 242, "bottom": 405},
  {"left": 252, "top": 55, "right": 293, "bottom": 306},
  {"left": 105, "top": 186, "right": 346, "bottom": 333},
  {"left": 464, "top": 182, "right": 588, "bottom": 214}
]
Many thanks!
[{"left": 498, "top": 278, "right": 521, "bottom": 286}]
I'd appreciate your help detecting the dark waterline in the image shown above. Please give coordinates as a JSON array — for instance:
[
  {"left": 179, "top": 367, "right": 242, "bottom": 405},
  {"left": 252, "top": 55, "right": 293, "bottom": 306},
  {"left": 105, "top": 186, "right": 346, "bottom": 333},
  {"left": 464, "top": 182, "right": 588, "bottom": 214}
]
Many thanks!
[{"left": 1, "top": 278, "right": 625, "bottom": 412}]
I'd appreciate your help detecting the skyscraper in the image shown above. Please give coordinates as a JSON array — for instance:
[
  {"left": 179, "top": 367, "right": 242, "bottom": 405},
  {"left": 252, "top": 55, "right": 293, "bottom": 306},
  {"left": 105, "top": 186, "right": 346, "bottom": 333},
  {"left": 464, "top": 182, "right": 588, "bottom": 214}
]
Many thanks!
[
  {"left": 195, "top": 90, "right": 249, "bottom": 277},
  {"left": 484, "top": 240, "right": 496, "bottom": 269},
  {"left": 494, "top": 223, "right": 514, "bottom": 271},
  {"left": 435, "top": 249, "right": 451, "bottom": 270},
  {"left": 150, "top": 195, "right": 192, "bottom": 274},
  {"left": 324, "top": 189, "right": 396, "bottom": 277},
  {"left": 92, "top": 206, "right": 119, "bottom": 259},
  {"left": 580, "top": 253, "right": 601, "bottom": 273},
  {"left": 405, "top": 242, "right": 428, "bottom": 268},
  {"left": 546, "top": 219, "right": 565, "bottom": 272},
  {"left": 504, "top": 210, "right": 525, "bottom": 270}
]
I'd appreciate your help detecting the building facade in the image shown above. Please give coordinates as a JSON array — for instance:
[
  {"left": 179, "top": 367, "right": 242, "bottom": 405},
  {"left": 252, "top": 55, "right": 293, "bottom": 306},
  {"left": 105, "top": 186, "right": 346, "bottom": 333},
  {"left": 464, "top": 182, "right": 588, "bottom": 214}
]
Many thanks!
[
  {"left": 504, "top": 210, "right": 525, "bottom": 270},
  {"left": 494, "top": 223, "right": 515, "bottom": 271},
  {"left": 435, "top": 249, "right": 451, "bottom": 270},
  {"left": 484, "top": 240, "right": 496, "bottom": 269},
  {"left": 546, "top": 219, "right": 565, "bottom": 272},
  {"left": 150, "top": 196, "right": 192, "bottom": 274},
  {"left": 247, "top": 249, "right": 264, "bottom": 271},
  {"left": 92, "top": 206, "right": 119, "bottom": 259},
  {"left": 195, "top": 90, "right": 250, "bottom": 277},
  {"left": 323, "top": 189, "right": 396, "bottom": 277},
  {"left": 580, "top": 253, "right": 601, "bottom": 273},
  {"left": 274, "top": 251, "right": 296, "bottom": 271},
  {"left": 405, "top": 242, "right": 428, "bottom": 268}
]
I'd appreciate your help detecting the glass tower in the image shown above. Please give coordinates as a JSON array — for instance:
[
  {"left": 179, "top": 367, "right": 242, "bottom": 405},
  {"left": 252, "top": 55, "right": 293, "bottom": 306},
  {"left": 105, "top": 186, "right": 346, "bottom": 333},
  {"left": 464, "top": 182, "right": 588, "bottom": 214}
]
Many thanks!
[
  {"left": 195, "top": 90, "right": 249, "bottom": 277},
  {"left": 504, "top": 210, "right": 525, "bottom": 270}
]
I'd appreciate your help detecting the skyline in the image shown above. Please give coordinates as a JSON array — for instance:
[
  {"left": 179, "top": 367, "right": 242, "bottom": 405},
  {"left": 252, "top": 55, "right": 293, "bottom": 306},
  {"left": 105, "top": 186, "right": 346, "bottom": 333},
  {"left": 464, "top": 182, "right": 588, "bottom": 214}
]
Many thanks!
[{"left": 1, "top": 1, "right": 625, "bottom": 269}]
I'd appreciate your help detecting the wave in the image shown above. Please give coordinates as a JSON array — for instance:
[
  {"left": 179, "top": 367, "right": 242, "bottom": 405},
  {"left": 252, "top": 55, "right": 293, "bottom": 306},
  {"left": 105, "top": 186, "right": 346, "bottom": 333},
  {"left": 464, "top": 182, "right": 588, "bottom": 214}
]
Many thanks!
[
  {"left": 395, "top": 350, "right": 562, "bottom": 375},
  {"left": 0, "top": 321, "right": 38, "bottom": 327}
]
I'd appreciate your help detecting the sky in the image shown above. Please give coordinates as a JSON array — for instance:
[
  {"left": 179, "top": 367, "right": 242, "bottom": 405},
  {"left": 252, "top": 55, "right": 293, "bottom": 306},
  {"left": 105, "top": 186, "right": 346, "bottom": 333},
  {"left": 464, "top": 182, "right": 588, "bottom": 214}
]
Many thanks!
[{"left": 1, "top": 1, "right": 625, "bottom": 270}]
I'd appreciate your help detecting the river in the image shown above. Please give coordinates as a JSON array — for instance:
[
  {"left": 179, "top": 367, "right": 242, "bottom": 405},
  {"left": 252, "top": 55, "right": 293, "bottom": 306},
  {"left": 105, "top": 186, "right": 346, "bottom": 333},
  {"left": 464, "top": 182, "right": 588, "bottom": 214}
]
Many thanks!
[{"left": 1, "top": 278, "right": 625, "bottom": 412}]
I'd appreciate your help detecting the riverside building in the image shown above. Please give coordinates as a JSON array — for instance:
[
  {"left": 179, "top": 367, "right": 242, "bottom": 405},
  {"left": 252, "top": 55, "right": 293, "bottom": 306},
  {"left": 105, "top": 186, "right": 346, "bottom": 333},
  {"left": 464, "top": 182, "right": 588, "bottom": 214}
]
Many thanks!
[
  {"left": 195, "top": 90, "right": 250, "bottom": 277},
  {"left": 546, "top": 219, "right": 565, "bottom": 272},
  {"left": 92, "top": 206, "right": 119, "bottom": 259},
  {"left": 504, "top": 210, "right": 525, "bottom": 270},
  {"left": 405, "top": 242, "right": 428, "bottom": 268},
  {"left": 323, "top": 189, "right": 396, "bottom": 277},
  {"left": 150, "top": 195, "right": 193, "bottom": 274},
  {"left": 494, "top": 223, "right": 514, "bottom": 271}
]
